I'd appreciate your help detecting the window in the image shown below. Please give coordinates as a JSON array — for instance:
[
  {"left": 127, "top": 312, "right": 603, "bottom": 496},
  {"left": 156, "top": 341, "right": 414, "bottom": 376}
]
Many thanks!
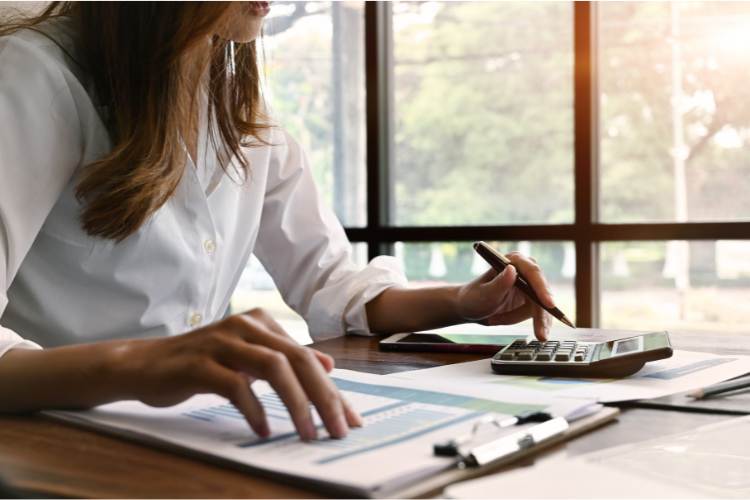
[
  {"left": 235, "top": 1, "right": 750, "bottom": 336},
  {"left": 391, "top": 2, "right": 574, "bottom": 227},
  {"left": 231, "top": 2, "right": 366, "bottom": 345}
]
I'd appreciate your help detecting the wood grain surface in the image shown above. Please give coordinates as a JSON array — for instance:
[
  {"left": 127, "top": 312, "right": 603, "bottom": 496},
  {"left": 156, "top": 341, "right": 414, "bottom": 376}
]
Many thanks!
[{"left": 0, "top": 329, "right": 747, "bottom": 498}]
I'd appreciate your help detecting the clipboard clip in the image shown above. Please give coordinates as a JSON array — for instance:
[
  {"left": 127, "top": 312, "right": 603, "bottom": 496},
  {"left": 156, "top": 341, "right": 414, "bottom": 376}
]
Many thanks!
[{"left": 433, "top": 411, "right": 568, "bottom": 467}]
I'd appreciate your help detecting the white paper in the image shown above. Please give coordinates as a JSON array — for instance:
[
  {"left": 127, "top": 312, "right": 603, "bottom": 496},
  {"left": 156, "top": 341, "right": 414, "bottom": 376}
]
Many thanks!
[
  {"left": 447, "top": 414, "right": 750, "bottom": 499},
  {"left": 42, "top": 369, "right": 594, "bottom": 497},
  {"left": 388, "top": 350, "right": 750, "bottom": 403}
]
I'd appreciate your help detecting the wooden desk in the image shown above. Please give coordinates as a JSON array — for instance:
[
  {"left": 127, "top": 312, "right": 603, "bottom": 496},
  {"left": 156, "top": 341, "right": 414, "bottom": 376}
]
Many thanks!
[{"left": 1, "top": 330, "right": 747, "bottom": 498}]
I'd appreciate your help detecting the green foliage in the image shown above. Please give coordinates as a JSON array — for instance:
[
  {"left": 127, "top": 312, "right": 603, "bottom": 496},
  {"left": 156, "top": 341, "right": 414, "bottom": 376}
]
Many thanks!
[
  {"left": 393, "top": 2, "right": 574, "bottom": 226},
  {"left": 263, "top": 14, "right": 336, "bottom": 207},
  {"left": 600, "top": 1, "right": 750, "bottom": 222},
  {"left": 263, "top": 2, "right": 750, "bottom": 294}
]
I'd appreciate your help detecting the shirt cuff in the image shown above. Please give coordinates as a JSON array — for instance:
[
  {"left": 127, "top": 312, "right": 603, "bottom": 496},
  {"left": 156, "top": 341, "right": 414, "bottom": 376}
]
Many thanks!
[
  {"left": 306, "top": 255, "right": 408, "bottom": 340},
  {"left": 343, "top": 256, "right": 408, "bottom": 337},
  {"left": 0, "top": 326, "right": 42, "bottom": 359}
]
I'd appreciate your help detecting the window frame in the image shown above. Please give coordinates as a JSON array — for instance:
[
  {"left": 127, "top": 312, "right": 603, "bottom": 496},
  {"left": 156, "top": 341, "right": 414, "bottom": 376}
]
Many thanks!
[{"left": 343, "top": 2, "right": 750, "bottom": 328}]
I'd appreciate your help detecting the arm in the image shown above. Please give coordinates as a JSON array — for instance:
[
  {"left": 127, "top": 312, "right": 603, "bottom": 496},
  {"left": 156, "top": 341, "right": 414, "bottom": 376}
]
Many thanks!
[
  {"left": 0, "top": 37, "right": 358, "bottom": 440},
  {"left": 0, "top": 310, "right": 361, "bottom": 439},
  {"left": 366, "top": 252, "right": 556, "bottom": 341},
  {"left": 253, "top": 130, "right": 407, "bottom": 339},
  {"left": 253, "top": 130, "right": 555, "bottom": 341}
]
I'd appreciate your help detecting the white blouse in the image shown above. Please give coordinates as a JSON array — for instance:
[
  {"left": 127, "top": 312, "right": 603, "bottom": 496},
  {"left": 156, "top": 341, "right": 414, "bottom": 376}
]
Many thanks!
[{"left": 0, "top": 19, "right": 406, "bottom": 359}]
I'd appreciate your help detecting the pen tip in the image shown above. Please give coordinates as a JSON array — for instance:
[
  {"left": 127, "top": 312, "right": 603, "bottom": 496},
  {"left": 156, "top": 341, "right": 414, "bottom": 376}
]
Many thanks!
[{"left": 560, "top": 316, "right": 576, "bottom": 329}]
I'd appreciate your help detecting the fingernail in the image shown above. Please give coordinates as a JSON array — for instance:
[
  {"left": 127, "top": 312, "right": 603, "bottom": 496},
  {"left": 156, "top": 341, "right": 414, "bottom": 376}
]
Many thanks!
[
  {"left": 352, "top": 411, "right": 364, "bottom": 427},
  {"left": 258, "top": 422, "right": 271, "bottom": 438},
  {"left": 302, "top": 420, "right": 317, "bottom": 441},
  {"left": 342, "top": 396, "right": 364, "bottom": 427},
  {"left": 332, "top": 415, "right": 348, "bottom": 439}
]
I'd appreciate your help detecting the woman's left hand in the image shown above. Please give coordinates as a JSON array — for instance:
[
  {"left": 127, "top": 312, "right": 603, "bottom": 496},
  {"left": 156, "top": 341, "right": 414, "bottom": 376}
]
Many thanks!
[{"left": 455, "top": 251, "right": 555, "bottom": 341}]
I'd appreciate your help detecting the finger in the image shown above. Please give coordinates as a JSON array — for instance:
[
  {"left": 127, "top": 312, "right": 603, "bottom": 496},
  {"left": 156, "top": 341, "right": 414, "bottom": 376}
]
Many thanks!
[
  {"left": 476, "top": 266, "right": 500, "bottom": 285},
  {"left": 284, "top": 347, "right": 352, "bottom": 439},
  {"left": 505, "top": 252, "right": 555, "bottom": 308},
  {"left": 229, "top": 317, "right": 352, "bottom": 438},
  {"left": 341, "top": 394, "right": 363, "bottom": 428},
  {"left": 312, "top": 349, "right": 335, "bottom": 372},
  {"left": 221, "top": 342, "right": 318, "bottom": 440},
  {"left": 485, "top": 264, "right": 517, "bottom": 297},
  {"left": 199, "top": 362, "right": 270, "bottom": 437},
  {"left": 531, "top": 302, "right": 551, "bottom": 342},
  {"left": 244, "top": 311, "right": 334, "bottom": 372},
  {"left": 242, "top": 309, "right": 294, "bottom": 341},
  {"left": 488, "top": 300, "right": 535, "bottom": 326}
]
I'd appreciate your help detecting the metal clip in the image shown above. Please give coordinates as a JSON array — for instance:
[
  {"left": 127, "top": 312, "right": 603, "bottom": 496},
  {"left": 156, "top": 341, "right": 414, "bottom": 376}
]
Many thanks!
[{"left": 434, "top": 415, "right": 568, "bottom": 467}]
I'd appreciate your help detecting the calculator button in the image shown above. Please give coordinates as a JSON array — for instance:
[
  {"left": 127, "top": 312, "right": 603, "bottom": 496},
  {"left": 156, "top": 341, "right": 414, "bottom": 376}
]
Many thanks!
[
  {"left": 517, "top": 350, "right": 536, "bottom": 361},
  {"left": 574, "top": 353, "right": 586, "bottom": 362},
  {"left": 500, "top": 351, "right": 517, "bottom": 361},
  {"left": 555, "top": 352, "right": 572, "bottom": 361},
  {"left": 536, "top": 351, "right": 553, "bottom": 361},
  {"left": 543, "top": 341, "right": 559, "bottom": 348}
]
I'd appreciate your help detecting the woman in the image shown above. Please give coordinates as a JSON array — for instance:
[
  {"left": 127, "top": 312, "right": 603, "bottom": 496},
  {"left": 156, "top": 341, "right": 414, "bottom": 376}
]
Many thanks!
[{"left": 0, "top": 2, "right": 555, "bottom": 441}]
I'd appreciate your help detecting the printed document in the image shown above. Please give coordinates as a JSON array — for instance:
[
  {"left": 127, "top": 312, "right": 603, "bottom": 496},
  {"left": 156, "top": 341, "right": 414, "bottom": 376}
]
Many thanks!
[
  {"left": 42, "top": 369, "right": 595, "bottom": 497},
  {"left": 388, "top": 350, "right": 750, "bottom": 403}
]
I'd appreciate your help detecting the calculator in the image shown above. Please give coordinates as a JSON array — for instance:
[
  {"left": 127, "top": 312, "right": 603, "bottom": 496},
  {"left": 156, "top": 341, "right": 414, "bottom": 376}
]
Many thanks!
[{"left": 491, "top": 331, "right": 673, "bottom": 378}]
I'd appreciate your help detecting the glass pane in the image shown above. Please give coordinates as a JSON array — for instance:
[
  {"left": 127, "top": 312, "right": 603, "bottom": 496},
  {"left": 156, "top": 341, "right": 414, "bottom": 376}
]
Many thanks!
[
  {"left": 601, "top": 241, "right": 750, "bottom": 333},
  {"left": 398, "top": 241, "right": 576, "bottom": 326},
  {"left": 391, "top": 2, "right": 574, "bottom": 226},
  {"left": 230, "top": 243, "right": 369, "bottom": 344},
  {"left": 264, "top": 2, "right": 366, "bottom": 227},
  {"left": 600, "top": 2, "right": 750, "bottom": 222}
]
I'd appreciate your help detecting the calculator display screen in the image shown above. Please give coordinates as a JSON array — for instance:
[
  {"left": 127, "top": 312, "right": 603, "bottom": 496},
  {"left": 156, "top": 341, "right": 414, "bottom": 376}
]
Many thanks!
[
  {"left": 613, "top": 337, "right": 643, "bottom": 356},
  {"left": 597, "top": 331, "right": 670, "bottom": 360}
]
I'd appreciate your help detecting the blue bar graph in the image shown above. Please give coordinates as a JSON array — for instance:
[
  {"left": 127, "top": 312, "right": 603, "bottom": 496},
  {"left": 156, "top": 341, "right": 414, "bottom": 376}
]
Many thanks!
[{"left": 183, "top": 393, "right": 291, "bottom": 422}]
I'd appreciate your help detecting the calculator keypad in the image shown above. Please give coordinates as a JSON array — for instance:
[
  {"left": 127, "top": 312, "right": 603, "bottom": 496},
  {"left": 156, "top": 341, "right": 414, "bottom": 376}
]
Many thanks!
[{"left": 497, "top": 340, "right": 592, "bottom": 363}]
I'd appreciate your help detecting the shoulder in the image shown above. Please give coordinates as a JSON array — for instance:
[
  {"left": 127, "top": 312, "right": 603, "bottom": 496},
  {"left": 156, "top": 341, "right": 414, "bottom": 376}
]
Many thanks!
[
  {"left": 0, "top": 18, "right": 94, "bottom": 109},
  {"left": 0, "top": 18, "right": 103, "bottom": 154}
]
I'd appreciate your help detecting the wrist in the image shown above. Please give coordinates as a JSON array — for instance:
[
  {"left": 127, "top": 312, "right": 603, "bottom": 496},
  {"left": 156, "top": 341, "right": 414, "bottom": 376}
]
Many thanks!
[
  {"left": 100, "top": 339, "right": 144, "bottom": 401},
  {"left": 447, "top": 284, "right": 465, "bottom": 323}
]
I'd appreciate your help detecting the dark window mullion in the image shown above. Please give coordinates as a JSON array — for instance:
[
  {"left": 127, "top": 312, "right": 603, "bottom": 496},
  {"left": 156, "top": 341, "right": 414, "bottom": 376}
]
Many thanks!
[
  {"left": 574, "top": 1, "right": 599, "bottom": 328},
  {"left": 345, "top": 221, "right": 750, "bottom": 244},
  {"left": 364, "top": 1, "right": 394, "bottom": 261}
]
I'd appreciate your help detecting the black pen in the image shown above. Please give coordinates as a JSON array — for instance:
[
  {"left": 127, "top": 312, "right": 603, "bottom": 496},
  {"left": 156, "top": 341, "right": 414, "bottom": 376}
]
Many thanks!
[
  {"left": 473, "top": 241, "right": 575, "bottom": 329},
  {"left": 688, "top": 376, "right": 750, "bottom": 399}
]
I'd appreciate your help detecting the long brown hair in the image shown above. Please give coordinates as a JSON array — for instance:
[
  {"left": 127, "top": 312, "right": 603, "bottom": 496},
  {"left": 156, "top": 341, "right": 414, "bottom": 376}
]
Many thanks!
[{"left": 0, "top": 2, "right": 272, "bottom": 241}]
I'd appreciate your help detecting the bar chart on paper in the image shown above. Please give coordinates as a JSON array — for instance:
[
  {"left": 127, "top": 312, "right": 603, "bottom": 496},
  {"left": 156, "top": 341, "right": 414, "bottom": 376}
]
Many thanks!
[{"left": 183, "top": 377, "right": 546, "bottom": 464}]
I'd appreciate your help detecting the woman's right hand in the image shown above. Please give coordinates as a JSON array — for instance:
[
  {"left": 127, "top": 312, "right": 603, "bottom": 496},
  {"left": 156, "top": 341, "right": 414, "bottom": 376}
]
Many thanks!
[{"left": 108, "top": 308, "right": 362, "bottom": 440}]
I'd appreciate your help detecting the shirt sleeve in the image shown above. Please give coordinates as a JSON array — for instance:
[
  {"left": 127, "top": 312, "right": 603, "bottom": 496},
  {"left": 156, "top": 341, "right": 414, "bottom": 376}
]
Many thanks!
[
  {"left": 253, "top": 130, "right": 408, "bottom": 341},
  {"left": 0, "top": 33, "right": 88, "bottom": 358}
]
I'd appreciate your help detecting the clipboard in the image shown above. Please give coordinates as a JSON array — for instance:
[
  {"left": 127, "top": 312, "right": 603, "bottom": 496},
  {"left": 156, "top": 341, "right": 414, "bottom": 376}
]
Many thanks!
[
  {"left": 41, "top": 404, "right": 619, "bottom": 499},
  {"left": 382, "top": 405, "right": 620, "bottom": 499}
]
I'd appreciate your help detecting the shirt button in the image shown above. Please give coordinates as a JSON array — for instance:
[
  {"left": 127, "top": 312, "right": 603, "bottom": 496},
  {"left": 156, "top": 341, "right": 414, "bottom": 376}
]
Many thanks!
[
  {"left": 189, "top": 313, "right": 203, "bottom": 327},
  {"left": 203, "top": 239, "right": 216, "bottom": 254}
]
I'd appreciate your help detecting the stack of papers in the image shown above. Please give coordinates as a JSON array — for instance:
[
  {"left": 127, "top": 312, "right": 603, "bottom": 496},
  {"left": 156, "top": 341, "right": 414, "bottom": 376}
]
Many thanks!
[{"left": 43, "top": 369, "right": 599, "bottom": 497}]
